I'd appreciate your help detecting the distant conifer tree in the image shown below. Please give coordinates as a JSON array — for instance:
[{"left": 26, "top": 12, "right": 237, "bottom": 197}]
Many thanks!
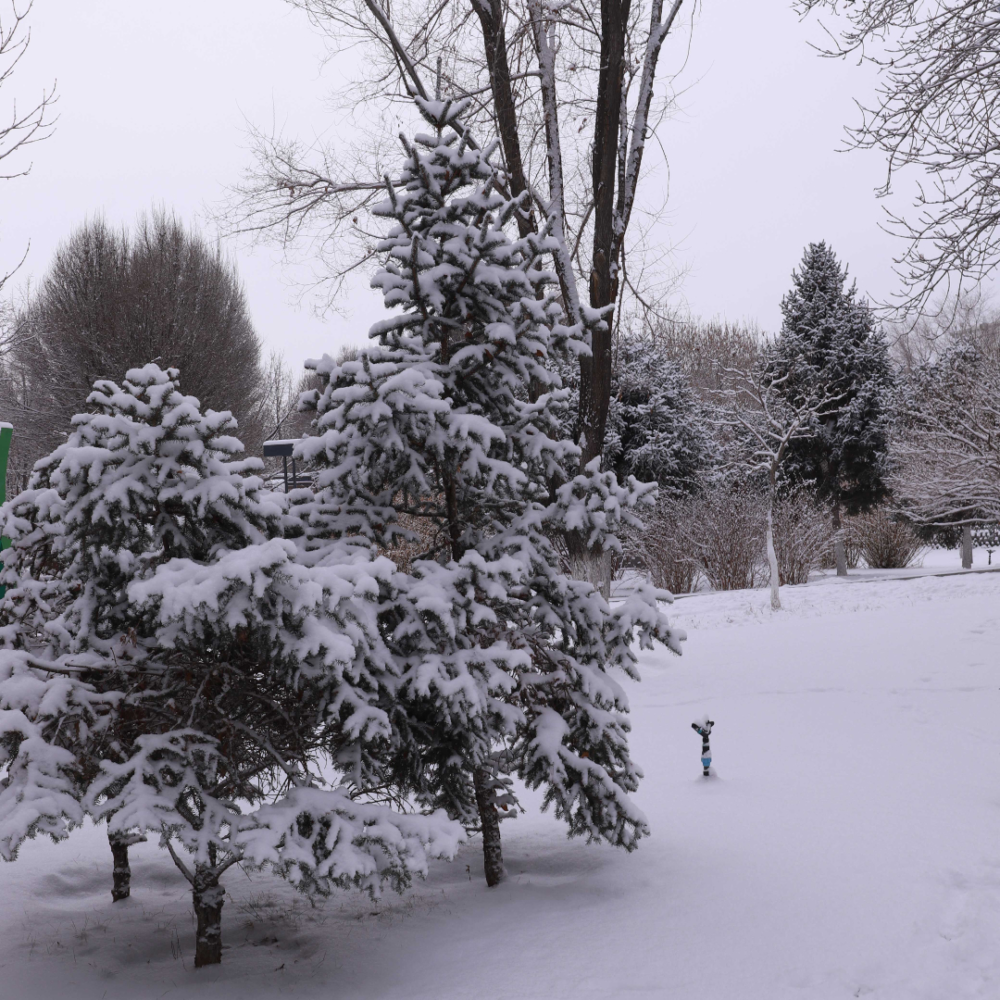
[{"left": 773, "top": 242, "right": 893, "bottom": 574}]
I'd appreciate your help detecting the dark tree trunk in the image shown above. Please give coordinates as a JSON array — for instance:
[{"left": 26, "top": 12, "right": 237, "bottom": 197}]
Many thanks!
[
  {"left": 581, "top": 0, "right": 632, "bottom": 468},
  {"left": 109, "top": 831, "right": 132, "bottom": 902},
  {"left": 192, "top": 866, "right": 225, "bottom": 967},
  {"left": 473, "top": 0, "right": 536, "bottom": 239},
  {"left": 473, "top": 765, "right": 505, "bottom": 887},
  {"left": 832, "top": 501, "right": 848, "bottom": 577},
  {"left": 961, "top": 523, "right": 973, "bottom": 569},
  {"left": 564, "top": 0, "right": 632, "bottom": 592}
]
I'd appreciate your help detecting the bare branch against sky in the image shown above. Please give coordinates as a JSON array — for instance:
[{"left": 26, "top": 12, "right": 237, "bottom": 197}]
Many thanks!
[
  {"left": 2, "top": 1, "right": 902, "bottom": 374},
  {"left": 0, "top": 0, "right": 56, "bottom": 292}
]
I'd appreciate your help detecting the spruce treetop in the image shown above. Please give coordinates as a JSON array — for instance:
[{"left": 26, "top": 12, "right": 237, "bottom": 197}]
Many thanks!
[{"left": 297, "top": 96, "right": 581, "bottom": 558}]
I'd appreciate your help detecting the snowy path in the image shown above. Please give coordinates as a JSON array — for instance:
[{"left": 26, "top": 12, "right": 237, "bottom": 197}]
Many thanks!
[{"left": 2, "top": 572, "right": 998, "bottom": 999}]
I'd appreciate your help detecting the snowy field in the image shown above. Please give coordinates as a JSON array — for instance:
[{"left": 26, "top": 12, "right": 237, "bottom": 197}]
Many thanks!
[{"left": 2, "top": 569, "right": 998, "bottom": 1000}]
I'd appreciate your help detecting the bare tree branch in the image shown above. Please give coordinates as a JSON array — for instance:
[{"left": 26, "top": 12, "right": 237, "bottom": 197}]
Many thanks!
[{"left": 798, "top": 0, "right": 1000, "bottom": 323}]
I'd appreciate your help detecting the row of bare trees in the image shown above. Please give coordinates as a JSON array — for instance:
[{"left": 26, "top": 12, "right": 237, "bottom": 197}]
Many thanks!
[{"left": 887, "top": 309, "right": 1000, "bottom": 566}]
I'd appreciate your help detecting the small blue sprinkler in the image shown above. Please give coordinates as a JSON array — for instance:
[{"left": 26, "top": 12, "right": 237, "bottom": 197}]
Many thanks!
[{"left": 691, "top": 717, "right": 714, "bottom": 777}]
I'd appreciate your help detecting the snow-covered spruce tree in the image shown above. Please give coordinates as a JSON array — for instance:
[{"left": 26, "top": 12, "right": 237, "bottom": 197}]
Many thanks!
[
  {"left": 773, "top": 242, "right": 893, "bottom": 575},
  {"left": 604, "top": 338, "right": 714, "bottom": 495},
  {"left": 0, "top": 366, "right": 463, "bottom": 967},
  {"left": 86, "top": 532, "right": 461, "bottom": 967},
  {"left": 0, "top": 364, "right": 281, "bottom": 898},
  {"left": 293, "top": 97, "right": 683, "bottom": 888}
]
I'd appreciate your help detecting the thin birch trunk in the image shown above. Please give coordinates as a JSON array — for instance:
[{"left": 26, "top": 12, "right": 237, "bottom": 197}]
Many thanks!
[
  {"left": 766, "top": 502, "right": 781, "bottom": 611},
  {"left": 832, "top": 501, "right": 847, "bottom": 576},
  {"left": 473, "top": 765, "right": 505, "bottom": 887},
  {"left": 528, "top": 6, "right": 583, "bottom": 328},
  {"left": 961, "top": 523, "right": 973, "bottom": 568}
]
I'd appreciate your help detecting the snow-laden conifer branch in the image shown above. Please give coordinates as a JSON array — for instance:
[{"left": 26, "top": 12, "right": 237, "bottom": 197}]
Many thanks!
[{"left": 293, "top": 99, "right": 683, "bottom": 885}]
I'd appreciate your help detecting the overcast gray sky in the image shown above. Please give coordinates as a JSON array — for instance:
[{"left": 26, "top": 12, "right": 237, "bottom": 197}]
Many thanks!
[{"left": 7, "top": 1, "right": 907, "bottom": 375}]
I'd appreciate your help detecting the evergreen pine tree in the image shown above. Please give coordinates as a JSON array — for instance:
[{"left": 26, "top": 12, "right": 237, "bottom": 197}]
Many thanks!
[
  {"left": 294, "top": 97, "right": 683, "bottom": 887},
  {"left": 0, "top": 366, "right": 461, "bottom": 966},
  {"left": 0, "top": 364, "right": 282, "bottom": 895},
  {"left": 604, "top": 340, "right": 713, "bottom": 493},
  {"left": 773, "top": 242, "right": 893, "bottom": 574}
]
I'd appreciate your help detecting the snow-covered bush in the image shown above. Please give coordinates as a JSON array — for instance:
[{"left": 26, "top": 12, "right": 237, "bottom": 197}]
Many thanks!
[{"left": 292, "top": 96, "right": 682, "bottom": 887}]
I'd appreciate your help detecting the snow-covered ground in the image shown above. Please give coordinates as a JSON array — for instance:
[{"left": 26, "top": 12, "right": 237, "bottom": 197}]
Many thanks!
[{"left": 2, "top": 571, "right": 998, "bottom": 999}]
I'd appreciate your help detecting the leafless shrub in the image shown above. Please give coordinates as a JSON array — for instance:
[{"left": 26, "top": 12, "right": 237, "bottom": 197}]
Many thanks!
[
  {"left": 624, "top": 493, "right": 701, "bottom": 595},
  {"left": 772, "top": 490, "right": 831, "bottom": 585},
  {"left": 638, "top": 316, "right": 765, "bottom": 400},
  {"left": 851, "top": 508, "right": 922, "bottom": 569},
  {"left": 683, "top": 483, "right": 767, "bottom": 592}
]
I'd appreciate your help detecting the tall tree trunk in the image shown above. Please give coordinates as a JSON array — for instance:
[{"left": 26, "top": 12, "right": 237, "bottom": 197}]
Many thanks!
[
  {"left": 568, "top": 548, "right": 613, "bottom": 599},
  {"left": 473, "top": 765, "right": 505, "bottom": 887},
  {"left": 766, "top": 502, "right": 781, "bottom": 611},
  {"left": 192, "top": 865, "right": 225, "bottom": 967},
  {"left": 832, "top": 501, "right": 847, "bottom": 576},
  {"left": 109, "top": 831, "right": 132, "bottom": 902},
  {"left": 567, "top": 0, "right": 631, "bottom": 597},
  {"left": 473, "top": 0, "right": 536, "bottom": 239},
  {"left": 961, "top": 523, "right": 973, "bottom": 569},
  {"left": 581, "top": 0, "right": 632, "bottom": 469}
]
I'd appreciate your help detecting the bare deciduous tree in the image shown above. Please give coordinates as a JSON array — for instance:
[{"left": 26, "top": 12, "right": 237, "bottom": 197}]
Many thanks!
[
  {"left": 890, "top": 344, "right": 1000, "bottom": 560},
  {"left": 715, "top": 361, "right": 847, "bottom": 609},
  {"left": 0, "top": 0, "right": 56, "bottom": 292},
  {"left": 0, "top": 212, "right": 269, "bottom": 489},
  {"left": 220, "top": 0, "right": 693, "bottom": 585},
  {"left": 798, "top": 0, "right": 1000, "bottom": 320}
]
